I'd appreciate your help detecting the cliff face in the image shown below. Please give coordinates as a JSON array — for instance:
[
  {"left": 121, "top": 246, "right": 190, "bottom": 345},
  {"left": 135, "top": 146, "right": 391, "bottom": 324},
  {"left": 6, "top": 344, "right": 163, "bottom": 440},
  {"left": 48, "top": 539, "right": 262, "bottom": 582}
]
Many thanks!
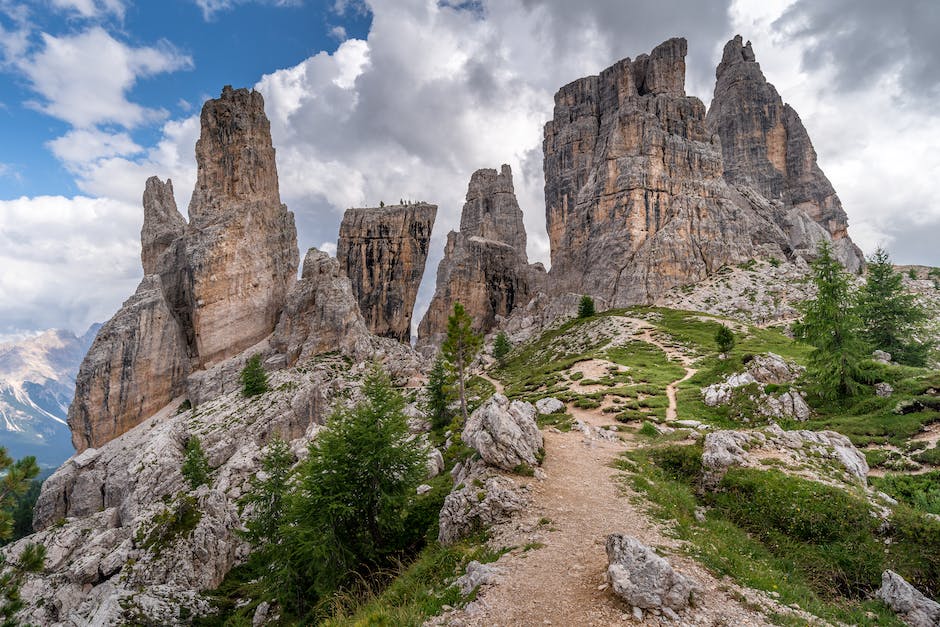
[
  {"left": 706, "top": 36, "right": 864, "bottom": 271},
  {"left": 184, "top": 86, "right": 299, "bottom": 367},
  {"left": 543, "top": 37, "right": 863, "bottom": 307},
  {"left": 68, "top": 276, "right": 189, "bottom": 452},
  {"left": 337, "top": 203, "right": 437, "bottom": 342},
  {"left": 544, "top": 38, "right": 777, "bottom": 305},
  {"left": 68, "top": 87, "right": 299, "bottom": 453},
  {"left": 418, "top": 165, "right": 543, "bottom": 343}
]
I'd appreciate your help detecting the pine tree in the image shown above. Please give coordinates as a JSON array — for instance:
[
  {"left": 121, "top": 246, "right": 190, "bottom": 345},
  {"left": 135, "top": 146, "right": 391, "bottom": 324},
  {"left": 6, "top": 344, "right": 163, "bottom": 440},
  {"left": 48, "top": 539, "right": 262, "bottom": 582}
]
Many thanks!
[
  {"left": 793, "top": 242, "right": 866, "bottom": 399},
  {"left": 181, "top": 435, "right": 211, "bottom": 490},
  {"left": 715, "top": 325, "right": 735, "bottom": 355},
  {"left": 276, "top": 365, "right": 427, "bottom": 611},
  {"left": 857, "top": 247, "right": 930, "bottom": 366},
  {"left": 242, "top": 438, "right": 294, "bottom": 548},
  {"left": 425, "top": 356, "right": 453, "bottom": 430},
  {"left": 441, "top": 302, "right": 482, "bottom": 424},
  {"left": 577, "top": 295, "right": 596, "bottom": 318},
  {"left": 0, "top": 448, "right": 38, "bottom": 542},
  {"left": 241, "top": 354, "right": 269, "bottom": 397},
  {"left": 492, "top": 331, "right": 512, "bottom": 364}
]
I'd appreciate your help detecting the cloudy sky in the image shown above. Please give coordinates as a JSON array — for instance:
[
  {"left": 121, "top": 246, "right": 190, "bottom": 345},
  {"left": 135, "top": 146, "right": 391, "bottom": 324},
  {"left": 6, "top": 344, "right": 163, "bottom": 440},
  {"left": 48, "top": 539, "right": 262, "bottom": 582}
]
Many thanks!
[{"left": 0, "top": 0, "right": 937, "bottom": 343}]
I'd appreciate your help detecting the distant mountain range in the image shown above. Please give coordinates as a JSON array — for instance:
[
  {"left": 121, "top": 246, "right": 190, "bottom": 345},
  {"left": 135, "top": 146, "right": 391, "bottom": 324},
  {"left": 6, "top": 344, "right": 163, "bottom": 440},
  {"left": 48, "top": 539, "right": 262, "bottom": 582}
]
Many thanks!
[{"left": 0, "top": 325, "right": 98, "bottom": 469}]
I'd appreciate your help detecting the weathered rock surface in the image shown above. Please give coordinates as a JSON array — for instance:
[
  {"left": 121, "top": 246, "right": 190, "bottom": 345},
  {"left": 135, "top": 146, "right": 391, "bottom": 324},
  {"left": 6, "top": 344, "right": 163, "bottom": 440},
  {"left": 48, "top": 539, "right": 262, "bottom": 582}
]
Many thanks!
[
  {"left": 438, "top": 459, "right": 529, "bottom": 545},
  {"left": 535, "top": 397, "right": 565, "bottom": 415},
  {"left": 876, "top": 570, "right": 940, "bottom": 627},
  {"left": 70, "top": 86, "right": 300, "bottom": 452},
  {"left": 462, "top": 394, "right": 542, "bottom": 471},
  {"left": 184, "top": 86, "right": 298, "bottom": 367},
  {"left": 543, "top": 37, "right": 862, "bottom": 308},
  {"left": 454, "top": 560, "right": 503, "bottom": 597},
  {"left": 9, "top": 354, "right": 407, "bottom": 624},
  {"left": 418, "top": 165, "right": 544, "bottom": 343},
  {"left": 707, "top": 36, "right": 863, "bottom": 272},
  {"left": 605, "top": 534, "right": 700, "bottom": 612},
  {"left": 337, "top": 203, "right": 436, "bottom": 342},
  {"left": 702, "top": 423, "right": 869, "bottom": 485},
  {"left": 701, "top": 353, "right": 809, "bottom": 421},
  {"left": 140, "top": 177, "right": 186, "bottom": 275},
  {"left": 272, "top": 248, "right": 371, "bottom": 365},
  {"left": 67, "top": 276, "right": 189, "bottom": 453}
]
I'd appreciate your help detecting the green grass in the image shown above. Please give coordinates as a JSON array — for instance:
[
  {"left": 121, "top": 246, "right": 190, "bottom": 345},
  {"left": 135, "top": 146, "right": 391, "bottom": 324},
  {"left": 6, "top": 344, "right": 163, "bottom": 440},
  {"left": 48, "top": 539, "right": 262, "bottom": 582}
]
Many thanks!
[
  {"left": 618, "top": 445, "right": 913, "bottom": 625},
  {"left": 914, "top": 446, "right": 940, "bottom": 466},
  {"left": 871, "top": 471, "right": 940, "bottom": 516},
  {"left": 320, "top": 540, "right": 505, "bottom": 626}
]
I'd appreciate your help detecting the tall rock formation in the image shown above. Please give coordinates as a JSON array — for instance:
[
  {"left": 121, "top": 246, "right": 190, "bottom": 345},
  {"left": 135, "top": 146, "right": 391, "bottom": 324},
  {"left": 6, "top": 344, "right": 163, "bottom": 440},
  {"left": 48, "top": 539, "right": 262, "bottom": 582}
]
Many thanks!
[
  {"left": 419, "top": 165, "right": 543, "bottom": 343},
  {"left": 69, "top": 86, "right": 299, "bottom": 453},
  {"left": 184, "top": 86, "right": 298, "bottom": 366},
  {"left": 543, "top": 37, "right": 862, "bottom": 307},
  {"left": 273, "top": 248, "right": 371, "bottom": 364},
  {"left": 68, "top": 276, "right": 189, "bottom": 452},
  {"left": 337, "top": 203, "right": 437, "bottom": 342},
  {"left": 544, "top": 38, "right": 774, "bottom": 305},
  {"left": 140, "top": 177, "right": 186, "bottom": 275},
  {"left": 706, "top": 36, "right": 864, "bottom": 271}
]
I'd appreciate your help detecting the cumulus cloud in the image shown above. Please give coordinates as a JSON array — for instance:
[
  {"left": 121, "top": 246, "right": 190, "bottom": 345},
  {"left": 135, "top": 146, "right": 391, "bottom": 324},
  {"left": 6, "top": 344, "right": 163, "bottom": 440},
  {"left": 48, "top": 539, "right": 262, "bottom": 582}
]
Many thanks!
[
  {"left": 0, "top": 194, "right": 140, "bottom": 339},
  {"left": 49, "top": 0, "right": 127, "bottom": 20},
  {"left": 18, "top": 27, "right": 192, "bottom": 129}
]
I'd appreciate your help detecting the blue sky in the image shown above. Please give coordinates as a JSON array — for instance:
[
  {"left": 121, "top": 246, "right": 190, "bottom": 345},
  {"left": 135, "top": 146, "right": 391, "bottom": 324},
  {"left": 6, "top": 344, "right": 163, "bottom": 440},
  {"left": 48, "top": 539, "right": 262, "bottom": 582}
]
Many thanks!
[
  {"left": 0, "top": 0, "right": 938, "bottom": 343},
  {"left": 0, "top": 0, "right": 371, "bottom": 199}
]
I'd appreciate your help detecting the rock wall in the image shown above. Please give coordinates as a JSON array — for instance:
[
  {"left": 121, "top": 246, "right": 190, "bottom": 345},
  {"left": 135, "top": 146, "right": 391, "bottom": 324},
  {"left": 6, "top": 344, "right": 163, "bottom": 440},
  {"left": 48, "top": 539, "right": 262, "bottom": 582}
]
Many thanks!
[
  {"left": 418, "top": 165, "right": 543, "bottom": 343},
  {"left": 68, "top": 276, "right": 189, "bottom": 453},
  {"left": 706, "top": 36, "right": 864, "bottom": 271},
  {"left": 140, "top": 177, "right": 186, "bottom": 275},
  {"left": 337, "top": 203, "right": 436, "bottom": 342},
  {"left": 543, "top": 37, "right": 863, "bottom": 308},
  {"left": 184, "top": 86, "right": 298, "bottom": 366}
]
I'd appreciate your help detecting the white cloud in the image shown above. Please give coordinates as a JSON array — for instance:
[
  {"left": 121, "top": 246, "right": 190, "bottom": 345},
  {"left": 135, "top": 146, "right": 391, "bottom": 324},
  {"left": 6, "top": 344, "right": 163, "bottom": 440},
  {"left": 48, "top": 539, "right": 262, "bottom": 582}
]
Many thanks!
[
  {"left": 18, "top": 27, "right": 192, "bottom": 129},
  {"left": 50, "top": 0, "right": 127, "bottom": 20},
  {"left": 47, "top": 128, "right": 143, "bottom": 166},
  {"left": 193, "top": 0, "right": 303, "bottom": 21},
  {"left": 0, "top": 194, "right": 140, "bottom": 337}
]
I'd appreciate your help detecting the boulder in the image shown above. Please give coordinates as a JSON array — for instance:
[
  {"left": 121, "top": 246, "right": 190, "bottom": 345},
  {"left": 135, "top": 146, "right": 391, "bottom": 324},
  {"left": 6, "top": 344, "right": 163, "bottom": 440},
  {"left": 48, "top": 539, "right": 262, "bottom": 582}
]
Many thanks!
[
  {"left": 875, "top": 382, "right": 894, "bottom": 398},
  {"left": 873, "top": 350, "right": 893, "bottom": 364},
  {"left": 462, "top": 394, "right": 542, "bottom": 471},
  {"left": 337, "top": 203, "right": 436, "bottom": 342},
  {"left": 605, "top": 534, "right": 700, "bottom": 612},
  {"left": 438, "top": 460, "right": 528, "bottom": 544},
  {"left": 876, "top": 570, "right": 940, "bottom": 627},
  {"left": 535, "top": 397, "right": 566, "bottom": 415},
  {"left": 454, "top": 560, "right": 503, "bottom": 596}
]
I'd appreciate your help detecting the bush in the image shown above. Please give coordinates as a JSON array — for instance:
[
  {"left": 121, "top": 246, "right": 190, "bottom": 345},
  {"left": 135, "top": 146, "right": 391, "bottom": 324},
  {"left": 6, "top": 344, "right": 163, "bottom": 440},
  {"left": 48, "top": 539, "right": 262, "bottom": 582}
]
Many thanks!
[
  {"left": 181, "top": 435, "right": 211, "bottom": 490},
  {"left": 577, "top": 295, "right": 595, "bottom": 318},
  {"left": 240, "top": 354, "right": 269, "bottom": 397},
  {"left": 715, "top": 325, "right": 735, "bottom": 354},
  {"left": 647, "top": 444, "right": 703, "bottom": 482}
]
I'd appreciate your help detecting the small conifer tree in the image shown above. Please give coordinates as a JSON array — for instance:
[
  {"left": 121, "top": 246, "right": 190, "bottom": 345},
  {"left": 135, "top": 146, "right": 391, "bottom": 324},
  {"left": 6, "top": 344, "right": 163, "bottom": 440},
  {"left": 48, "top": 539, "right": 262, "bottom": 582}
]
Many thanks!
[
  {"left": 241, "top": 354, "right": 269, "bottom": 397},
  {"left": 715, "top": 325, "right": 735, "bottom": 355},
  {"left": 577, "top": 295, "right": 596, "bottom": 318},
  {"left": 181, "top": 435, "right": 211, "bottom": 490},
  {"left": 425, "top": 356, "right": 453, "bottom": 430},
  {"left": 492, "top": 331, "right": 512, "bottom": 364},
  {"left": 794, "top": 242, "right": 866, "bottom": 399},
  {"left": 442, "top": 302, "right": 482, "bottom": 423},
  {"left": 0, "top": 448, "right": 38, "bottom": 542},
  {"left": 242, "top": 438, "right": 293, "bottom": 548}
]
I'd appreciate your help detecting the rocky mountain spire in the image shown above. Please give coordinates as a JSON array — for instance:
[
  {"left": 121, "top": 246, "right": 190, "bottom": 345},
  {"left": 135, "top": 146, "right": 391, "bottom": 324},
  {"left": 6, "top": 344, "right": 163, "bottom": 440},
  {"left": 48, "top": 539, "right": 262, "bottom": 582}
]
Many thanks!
[
  {"left": 184, "top": 86, "right": 299, "bottom": 366},
  {"left": 337, "top": 203, "right": 437, "bottom": 342},
  {"left": 418, "top": 164, "right": 543, "bottom": 344},
  {"left": 140, "top": 177, "right": 186, "bottom": 275},
  {"left": 707, "top": 35, "right": 864, "bottom": 270},
  {"left": 460, "top": 165, "right": 527, "bottom": 259},
  {"left": 69, "top": 86, "right": 299, "bottom": 453}
]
